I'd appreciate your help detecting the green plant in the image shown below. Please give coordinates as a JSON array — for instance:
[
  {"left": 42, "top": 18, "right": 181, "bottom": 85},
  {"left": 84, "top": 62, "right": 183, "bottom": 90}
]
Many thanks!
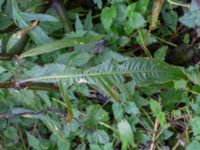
[{"left": 0, "top": 0, "right": 199, "bottom": 149}]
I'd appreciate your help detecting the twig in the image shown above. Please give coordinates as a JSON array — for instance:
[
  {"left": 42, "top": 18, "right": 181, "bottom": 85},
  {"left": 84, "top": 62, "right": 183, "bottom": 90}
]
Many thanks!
[
  {"left": 150, "top": 119, "right": 160, "bottom": 150},
  {"left": 137, "top": 30, "right": 153, "bottom": 58},
  {"left": 167, "top": 0, "right": 191, "bottom": 8},
  {"left": 172, "top": 140, "right": 180, "bottom": 150}
]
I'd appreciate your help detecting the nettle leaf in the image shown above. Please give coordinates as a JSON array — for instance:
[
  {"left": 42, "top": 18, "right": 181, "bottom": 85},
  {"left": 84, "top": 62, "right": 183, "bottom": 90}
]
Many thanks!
[
  {"left": 191, "top": 116, "right": 200, "bottom": 140},
  {"left": 75, "top": 14, "right": 84, "bottom": 31},
  {"left": 179, "top": 11, "right": 200, "bottom": 28},
  {"left": 87, "top": 130, "right": 110, "bottom": 144},
  {"left": 117, "top": 119, "right": 135, "bottom": 150},
  {"left": 84, "top": 105, "right": 109, "bottom": 127},
  {"left": 154, "top": 46, "right": 168, "bottom": 61},
  {"left": 135, "top": 0, "right": 149, "bottom": 14},
  {"left": 84, "top": 11, "right": 93, "bottom": 30},
  {"left": 174, "top": 79, "right": 187, "bottom": 90},
  {"left": 149, "top": 99, "right": 161, "bottom": 115},
  {"left": 19, "top": 35, "right": 102, "bottom": 58},
  {"left": 179, "top": 0, "right": 200, "bottom": 28},
  {"left": 112, "top": 102, "right": 124, "bottom": 121},
  {"left": 101, "top": 5, "right": 117, "bottom": 30},
  {"left": 124, "top": 12, "right": 145, "bottom": 35},
  {"left": 115, "top": 4, "right": 127, "bottom": 22},
  {"left": 187, "top": 140, "right": 200, "bottom": 150},
  {"left": 156, "top": 112, "right": 167, "bottom": 128}
]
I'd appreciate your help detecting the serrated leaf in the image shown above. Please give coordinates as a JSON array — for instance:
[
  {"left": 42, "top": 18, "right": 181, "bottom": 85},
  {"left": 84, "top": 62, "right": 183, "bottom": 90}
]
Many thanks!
[
  {"left": 174, "top": 79, "right": 187, "bottom": 90},
  {"left": 84, "top": 11, "right": 93, "bottom": 30},
  {"left": 186, "top": 140, "right": 200, "bottom": 150},
  {"left": 124, "top": 12, "right": 145, "bottom": 35},
  {"left": 21, "top": 57, "right": 185, "bottom": 87},
  {"left": 19, "top": 35, "right": 103, "bottom": 58},
  {"left": 154, "top": 46, "right": 167, "bottom": 61},
  {"left": 191, "top": 116, "right": 200, "bottom": 138},
  {"left": 75, "top": 14, "right": 83, "bottom": 31},
  {"left": 87, "top": 130, "right": 110, "bottom": 144},
  {"left": 84, "top": 105, "right": 109, "bottom": 127},
  {"left": 101, "top": 6, "right": 117, "bottom": 30}
]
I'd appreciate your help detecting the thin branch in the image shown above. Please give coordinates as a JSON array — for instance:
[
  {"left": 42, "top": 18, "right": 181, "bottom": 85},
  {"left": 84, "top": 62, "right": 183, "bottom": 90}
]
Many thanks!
[
  {"left": 150, "top": 119, "right": 160, "bottom": 150},
  {"left": 0, "top": 109, "right": 66, "bottom": 119}
]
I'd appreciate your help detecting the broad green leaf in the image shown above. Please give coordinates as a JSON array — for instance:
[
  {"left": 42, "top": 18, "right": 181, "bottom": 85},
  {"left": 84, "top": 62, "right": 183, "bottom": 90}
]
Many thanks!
[
  {"left": 154, "top": 46, "right": 168, "bottom": 61},
  {"left": 191, "top": 116, "right": 200, "bottom": 140},
  {"left": 186, "top": 140, "right": 200, "bottom": 150},
  {"left": 184, "top": 66, "right": 200, "bottom": 86},
  {"left": 179, "top": 1, "right": 200, "bottom": 28},
  {"left": 11, "top": 0, "right": 51, "bottom": 45},
  {"left": 112, "top": 102, "right": 124, "bottom": 121},
  {"left": 19, "top": 35, "right": 103, "bottom": 58},
  {"left": 90, "top": 145, "right": 102, "bottom": 150},
  {"left": 87, "top": 130, "right": 110, "bottom": 144},
  {"left": 57, "top": 139, "right": 70, "bottom": 150},
  {"left": 21, "top": 57, "right": 185, "bottom": 87},
  {"left": 101, "top": 6, "right": 117, "bottom": 30},
  {"left": 149, "top": 99, "right": 161, "bottom": 115},
  {"left": 162, "top": 9, "right": 178, "bottom": 32},
  {"left": 117, "top": 119, "right": 135, "bottom": 150},
  {"left": 124, "top": 101, "right": 139, "bottom": 115},
  {"left": 156, "top": 112, "right": 167, "bottom": 128},
  {"left": 4, "top": 127, "right": 19, "bottom": 141},
  {"left": 115, "top": 4, "right": 127, "bottom": 22},
  {"left": 135, "top": 0, "right": 149, "bottom": 14},
  {"left": 84, "top": 105, "right": 109, "bottom": 127},
  {"left": 26, "top": 132, "right": 40, "bottom": 150},
  {"left": 174, "top": 79, "right": 187, "bottom": 90},
  {"left": 124, "top": 12, "right": 145, "bottom": 35}
]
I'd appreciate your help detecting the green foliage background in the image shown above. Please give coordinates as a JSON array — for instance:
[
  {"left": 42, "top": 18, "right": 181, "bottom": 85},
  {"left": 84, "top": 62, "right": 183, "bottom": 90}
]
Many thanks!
[{"left": 0, "top": 0, "right": 199, "bottom": 149}]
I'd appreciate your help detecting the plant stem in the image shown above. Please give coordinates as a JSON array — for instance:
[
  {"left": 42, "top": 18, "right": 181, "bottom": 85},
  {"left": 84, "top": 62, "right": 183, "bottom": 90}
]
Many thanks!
[
  {"left": 150, "top": 119, "right": 159, "bottom": 150},
  {"left": 167, "top": 0, "right": 190, "bottom": 8}
]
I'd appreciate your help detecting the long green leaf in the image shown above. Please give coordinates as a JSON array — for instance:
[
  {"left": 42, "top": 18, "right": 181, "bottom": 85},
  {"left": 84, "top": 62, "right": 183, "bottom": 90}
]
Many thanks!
[
  {"left": 19, "top": 35, "right": 103, "bottom": 59},
  {"left": 11, "top": 0, "right": 51, "bottom": 45},
  {"left": 19, "top": 58, "right": 186, "bottom": 86}
]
